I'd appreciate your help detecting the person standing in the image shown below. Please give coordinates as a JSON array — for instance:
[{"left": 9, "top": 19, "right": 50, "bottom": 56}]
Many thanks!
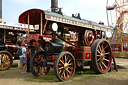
[
  {"left": 26, "top": 49, "right": 31, "bottom": 72},
  {"left": 19, "top": 44, "right": 27, "bottom": 74}
]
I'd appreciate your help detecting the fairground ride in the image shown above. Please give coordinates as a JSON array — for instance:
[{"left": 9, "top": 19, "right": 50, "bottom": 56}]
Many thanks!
[{"left": 106, "top": 0, "right": 128, "bottom": 57}]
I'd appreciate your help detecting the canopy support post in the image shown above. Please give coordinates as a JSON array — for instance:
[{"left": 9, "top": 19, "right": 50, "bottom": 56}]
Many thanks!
[
  {"left": 4, "top": 29, "right": 6, "bottom": 43},
  {"left": 40, "top": 13, "right": 43, "bottom": 36},
  {"left": 28, "top": 14, "right": 30, "bottom": 35}
]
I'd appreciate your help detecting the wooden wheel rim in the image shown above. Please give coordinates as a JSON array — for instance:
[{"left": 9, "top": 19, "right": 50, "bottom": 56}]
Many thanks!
[
  {"left": 96, "top": 41, "right": 112, "bottom": 72},
  {"left": 57, "top": 54, "right": 75, "bottom": 80},
  {"left": 0, "top": 52, "right": 12, "bottom": 70}
]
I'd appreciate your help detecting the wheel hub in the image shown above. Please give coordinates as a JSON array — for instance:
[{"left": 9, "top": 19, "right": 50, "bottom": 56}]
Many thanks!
[
  {"left": 100, "top": 51, "right": 105, "bottom": 61},
  {"left": 100, "top": 56, "right": 104, "bottom": 61},
  {"left": 64, "top": 63, "right": 69, "bottom": 70}
]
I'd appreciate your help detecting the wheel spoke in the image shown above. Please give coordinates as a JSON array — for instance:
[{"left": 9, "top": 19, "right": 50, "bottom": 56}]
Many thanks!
[
  {"left": 98, "top": 45, "right": 102, "bottom": 52},
  {"left": 104, "top": 52, "right": 110, "bottom": 55},
  {"left": 101, "top": 61, "right": 107, "bottom": 68},
  {"left": 67, "top": 67, "right": 72, "bottom": 70},
  {"left": 60, "top": 60, "right": 65, "bottom": 65},
  {"left": 3, "top": 54, "right": 6, "bottom": 58},
  {"left": 97, "top": 58, "right": 100, "bottom": 62},
  {"left": 102, "top": 45, "right": 108, "bottom": 51},
  {"left": 68, "top": 63, "right": 72, "bottom": 66},
  {"left": 101, "top": 42, "right": 104, "bottom": 50},
  {"left": 65, "top": 55, "right": 70, "bottom": 63},
  {"left": 65, "top": 55, "right": 66, "bottom": 63},
  {"left": 4, "top": 63, "right": 7, "bottom": 67},
  {"left": 97, "top": 55, "right": 101, "bottom": 56},
  {"left": 58, "top": 64, "right": 62, "bottom": 66},
  {"left": 66, "top": 69, "right": 71, "bottom": 74},
  {"left": 103, "top": 55, "right": 107, "bottom": 57},
  {"left": 61, "top": 69, "right": 65, "bottom": 77},
  {"left": 104, "top": 58, "right": 109, "bottom": 62},
  {"left": 63, "top": 71, "right": 66, "bottom": 78},
  {"left": 98, "top": 62, "right": 103, "bottom": 70},
  {"left": 59, "top": 69, "right": 62, "bottom": 74},
  {"left": 59, "top": 66, "right": 64, "bottom": 70},
  {"left": 66, "top": 69, "right": 69, "bottom": 76},
  {"left": 61, "top": 56, "right": 64, "bottom": 61},
  {"left": 68, "top": 60, "right": 71, "bottom": 64},
  {"left": 97, "top": 50, "right": 101, "bottom": 54}
]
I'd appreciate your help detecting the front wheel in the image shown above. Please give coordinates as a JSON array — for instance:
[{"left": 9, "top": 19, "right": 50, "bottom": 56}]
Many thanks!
[
  {"left": 91, "top": 39, "right": 112, "bottom": 74},
  {"left": 54, "top": 51, "right": 76, "bottom": 81},
  {"left": 30, "top": 51, "right": 50, "bottom": 77},
  {"left": 0, "top": 51, "right": 13, "bottom": 71}
]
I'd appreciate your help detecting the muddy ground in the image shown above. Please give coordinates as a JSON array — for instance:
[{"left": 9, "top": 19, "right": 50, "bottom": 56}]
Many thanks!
[{"left": 0, "top": 58, "right": 128, "bottom": 85}]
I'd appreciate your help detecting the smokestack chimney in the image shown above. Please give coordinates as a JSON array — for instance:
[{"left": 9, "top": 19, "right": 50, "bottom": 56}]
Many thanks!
[{"left": 51, "top": 0, "right": 58, "bottom": 12}]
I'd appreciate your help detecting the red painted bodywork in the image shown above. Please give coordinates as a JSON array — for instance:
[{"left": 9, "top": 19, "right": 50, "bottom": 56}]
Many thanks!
[
  {"left": 74, "top": 46, "right": 91, "bottom": 61},
  {"left": 27, "top": 34, "right": 53, "bottom": 42},
  {"left": 27, "top": 34, "right": 40, "bottom": 42},
  {"left": 46, "top": 55, "right": 57, "bottom": 61},
  {"left": 19, "top": 9, "right": 45, "bottom": 25}
]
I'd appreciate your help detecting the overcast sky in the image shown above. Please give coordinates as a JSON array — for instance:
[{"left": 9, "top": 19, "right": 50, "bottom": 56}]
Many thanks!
[{"left": 2, "top": 0, "right": 109, "bottom": 25}]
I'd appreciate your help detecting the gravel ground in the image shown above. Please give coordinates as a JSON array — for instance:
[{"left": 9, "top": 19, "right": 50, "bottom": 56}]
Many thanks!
[{"left": 0, "top": 58, "right": 128, "bottom": 85}]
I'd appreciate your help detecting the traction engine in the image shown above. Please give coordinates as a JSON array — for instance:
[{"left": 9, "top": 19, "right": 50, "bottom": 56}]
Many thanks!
[{"left": 19, "top": 0, "right": 114, "bottom": 81}]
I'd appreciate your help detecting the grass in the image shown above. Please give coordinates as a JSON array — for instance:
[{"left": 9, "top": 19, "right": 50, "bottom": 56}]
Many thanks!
[
  {"left": 24, "top": 70, "right": 58, "bottom": 82},
  {"left": 23, "top": 67, "right": 118, "bottom": 83},
  {"left": 9, "top": 59, "right": 125, "bottom": 83},
  {"left": 115, "top": 57, "right": 128, "bottom": 59}
]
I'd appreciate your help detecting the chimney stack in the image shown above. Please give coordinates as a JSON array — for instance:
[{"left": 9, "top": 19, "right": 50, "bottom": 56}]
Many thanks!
[{"left": 51, "top": 0, "right": 58, "bottom": 12}]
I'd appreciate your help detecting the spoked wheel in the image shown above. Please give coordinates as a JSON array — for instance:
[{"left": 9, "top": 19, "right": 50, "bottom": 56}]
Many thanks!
[
  {"left": 30, "top": 51, "right": 50, "bottom": 77},
  {"left": 54, "top": 51, "right": 75, "bottom": 81},
  {"left": 91, "top": 39, "right": 112, "bottom": 74},
  {"left": 0, "top": 51, "right": 13, "bottom": 71}
]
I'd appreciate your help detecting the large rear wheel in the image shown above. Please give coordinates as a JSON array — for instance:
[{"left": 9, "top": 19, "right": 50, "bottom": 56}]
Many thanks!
[
  {"left": 30, "top": 51, "right": 50, "bottom": 77},
  {"left": 54, "top": 51, "right": 75, "bottom": 81},
  {"left": 0, "top": 51, "right": 13, "bottom": 71},
  {"left": 91, "top": 39, "right": 112, "bottom": 74}
]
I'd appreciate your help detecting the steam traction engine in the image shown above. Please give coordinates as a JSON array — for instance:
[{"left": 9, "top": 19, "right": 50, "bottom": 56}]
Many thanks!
[{"left": 19, "top": 0, "right": 113, "bottom": 81}]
